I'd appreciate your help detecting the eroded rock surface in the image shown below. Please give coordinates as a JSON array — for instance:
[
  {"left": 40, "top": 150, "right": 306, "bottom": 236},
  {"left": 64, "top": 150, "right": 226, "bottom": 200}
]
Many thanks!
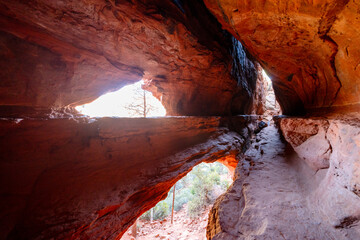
[
  {"left": 279, "top": 118, "right": 331, "bottom": 170},
  {"left": 0, "top": 116, "right": 255, "bottom": 239},
  {"left": 207, "top": 120, "right": 360, "bottom": 239},
  {"left": 204, "top": 0, "right": 360, "bottom": 114},
  {"left": 0, "top": 0, "right": 261, "bottom": 116},
  {"left": 278, "top": 114, "right": 360, "bottom": 230}
]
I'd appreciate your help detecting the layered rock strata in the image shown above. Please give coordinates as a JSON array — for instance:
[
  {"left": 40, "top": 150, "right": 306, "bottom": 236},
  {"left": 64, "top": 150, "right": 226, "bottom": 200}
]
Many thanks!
[
  {"left": 207, "top": 116, "right": 360, "bottom": 239},
  {"left": 204, "top": 0, "right": 360, "bottom": 115},
  {"left": 0, "top": 0, "right": 260, "bottom": 116},
  {"left": 0, "top": 116, "right": 256, "bottom": 239}
]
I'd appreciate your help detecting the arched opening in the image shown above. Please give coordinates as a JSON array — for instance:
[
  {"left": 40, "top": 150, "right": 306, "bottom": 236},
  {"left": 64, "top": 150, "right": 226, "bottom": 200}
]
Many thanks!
[
  {"left": 262, "top": 70, "right": 281, "bottom": 118},
  {"left": 75, "top": 80, "right": 166, "bottom": 118},
  {"left": 122, "top": 161, "right": 233, "bottom": 240}
]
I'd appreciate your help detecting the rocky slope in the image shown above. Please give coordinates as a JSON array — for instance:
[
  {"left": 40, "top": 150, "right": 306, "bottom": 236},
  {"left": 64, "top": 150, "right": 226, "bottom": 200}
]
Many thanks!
[
  {"left": 0, "top": 116, "right": 256, "bottom": 239},
  {"left": 0, "top": 0, "right": 261, "bottom": 116},
  {"left": 204, "top": 0, "right": 360, "bottom": 115},
  {"left": 207, "top": 117, "right": 360, "bottom": 239}
]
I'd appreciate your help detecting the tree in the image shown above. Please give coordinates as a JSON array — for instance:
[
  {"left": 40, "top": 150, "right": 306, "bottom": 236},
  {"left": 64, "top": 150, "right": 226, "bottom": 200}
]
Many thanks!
[
  {"left": 124, "top": 86, "right": 158, "bottom": 118},
  {"left": 171, "top": 183, "right": 176, "bottom": 224},
  {"left": 140, "top": 162, "right": 231, "bottom": 221}
]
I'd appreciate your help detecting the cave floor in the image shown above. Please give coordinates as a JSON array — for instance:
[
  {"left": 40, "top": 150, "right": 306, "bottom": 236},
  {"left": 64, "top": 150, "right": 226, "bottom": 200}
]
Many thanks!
[{"left": 211, "top": 122, "right": 351, "bottom": 239}]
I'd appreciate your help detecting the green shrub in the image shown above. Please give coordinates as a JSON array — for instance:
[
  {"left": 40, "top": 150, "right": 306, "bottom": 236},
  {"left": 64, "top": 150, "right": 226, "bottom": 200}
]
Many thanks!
[
  {"left": 174, "top": 188, "right": 191, "bottom": 211},
  {"left": 141, "top": 162, "right": 231, "bottom": 221},
  {"left": 187, "top": 194, "right": 205, "bottom": 218},
  {"left": 141, "top": 201, "right": 170, "bottom": 221}
]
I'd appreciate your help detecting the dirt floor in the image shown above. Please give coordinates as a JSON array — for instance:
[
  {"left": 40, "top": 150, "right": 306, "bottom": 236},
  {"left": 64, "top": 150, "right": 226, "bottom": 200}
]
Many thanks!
[{"left": 121, "top": 205, "right": 210, "bottom": 240}]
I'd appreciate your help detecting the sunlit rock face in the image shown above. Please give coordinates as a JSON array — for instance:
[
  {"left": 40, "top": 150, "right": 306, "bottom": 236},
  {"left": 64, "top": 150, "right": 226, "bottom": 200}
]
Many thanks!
[
  {"left": 0, "top": 0, "right": 261, "bottom": 116},
  {"left": 278, "top": 115, "right": 360, "bottom": 235},
  {"left": 250, "top": 63, "right": 267, "bottom": 115},
  {"left": 204, "top": 0, "right": 360, "bottom": 115},
  {"left": 0, "top": 116, "right": 256, "bottom": 239},
  {"left": 207, "top": 116, "right": 360, "bottom": 240}
]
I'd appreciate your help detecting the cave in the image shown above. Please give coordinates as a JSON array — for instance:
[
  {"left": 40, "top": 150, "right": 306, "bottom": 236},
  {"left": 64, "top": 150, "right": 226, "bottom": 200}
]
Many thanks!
[
  {"left": 0, "top": 0, "right": 359, "bottom": 239},
  {"left": 75, "top": 80, "right": 166, "bottom": 118},
  {"left": 122, "top": 161, "right": 233, "bottom": 239}
]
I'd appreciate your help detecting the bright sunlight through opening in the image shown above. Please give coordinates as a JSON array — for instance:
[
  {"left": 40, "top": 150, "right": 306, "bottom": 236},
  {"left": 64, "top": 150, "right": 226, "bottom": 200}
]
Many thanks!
[{"left": 75, "top": 80, "right": 166, "bottom": 117}]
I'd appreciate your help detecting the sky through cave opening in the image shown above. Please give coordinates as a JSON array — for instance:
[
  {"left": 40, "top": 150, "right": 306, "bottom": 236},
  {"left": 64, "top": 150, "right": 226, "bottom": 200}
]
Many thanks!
[
  {"left": 75, "top": 80, "right": 166, "bottom": 118},
  {"left": 262, "top": 70, "right": 281, "bottom": 117}
]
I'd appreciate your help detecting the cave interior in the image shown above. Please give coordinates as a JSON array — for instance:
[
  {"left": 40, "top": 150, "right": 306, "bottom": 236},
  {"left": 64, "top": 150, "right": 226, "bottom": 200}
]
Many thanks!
[{"left": 0, "top": 0, "right": 359, "bottom": 239}]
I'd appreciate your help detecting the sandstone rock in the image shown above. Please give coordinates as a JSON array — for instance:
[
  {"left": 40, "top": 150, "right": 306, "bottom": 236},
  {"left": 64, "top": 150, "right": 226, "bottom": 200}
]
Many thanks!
[
  {"left": 204, "top": 0, "right": 360, "bottom": 115},
  {"left": 0, "top": 116, "right": 256, "bottom": 239},
  {"left": 2, "top": 1, "right": 360, "bottom": 240},
  {"left": 254, "top": 120, "right": 268, "bottom": 134},
  {"left": 207, "top": 121, "right": 360, "bottom": 239},
  {"left": 250, "top": 63, "right": 267, "bottom": 115},
  {"left": 278, "top": 118, "right": 331, "bottom": 170},
  {"left": 0, "top": 0, "right": 261, "bottom": 116},
  {"left": 278, "top": 114, "right": 360, "bottom": 229}
]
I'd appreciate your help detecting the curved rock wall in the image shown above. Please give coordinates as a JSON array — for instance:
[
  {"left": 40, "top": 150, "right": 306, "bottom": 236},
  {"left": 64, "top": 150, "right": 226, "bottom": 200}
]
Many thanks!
[
  {"left": 0, "top": 1, "right": 265, "bottom": 239},
  {"left": 204, "top": 0, "right": 360, "bottom": 115},
  {"left": 278, "top": 115, "right": 360, "bottom": 230},
  {"left": 0, "top": 0, "right": 261, "bottom": 116},
  {"left": 3, "top": 1, "right": 360, "bottom": 239},
  {"left": 207, "top": 118, "right": 360, "bottom": 239},
  {"left": 0, "top": 116, "right": 256, "bottom": 239}
]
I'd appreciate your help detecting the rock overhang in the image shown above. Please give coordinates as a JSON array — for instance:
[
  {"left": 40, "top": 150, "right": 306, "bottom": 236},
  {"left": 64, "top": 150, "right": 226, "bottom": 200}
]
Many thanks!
[
  {"left": 204, "top": 0, "right": 360, "bottom": 115},
  {"left": 0, "top": 0, "right": 261, "bottom": 117},
  {"left": 0, "top": 115, "right": 258, "bottom": 239}
]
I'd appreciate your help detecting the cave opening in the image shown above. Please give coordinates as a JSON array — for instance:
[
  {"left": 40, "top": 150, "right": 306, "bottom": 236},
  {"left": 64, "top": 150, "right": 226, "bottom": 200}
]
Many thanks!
[
  {"left": 122, "top": 161, "right": 233, "bottom": 240},
  {"left": 261, "top": 69, "right": 281, "bottom": 119},
  {"left": 75, "top": 80, "right": 166, "bottom": 118},
  {"left": 1, "top": 0, "right": 360, "bottom": 239}
]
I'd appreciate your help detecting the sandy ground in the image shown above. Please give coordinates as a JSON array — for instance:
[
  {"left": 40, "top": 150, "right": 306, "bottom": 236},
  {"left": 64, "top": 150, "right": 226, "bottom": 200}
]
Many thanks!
[{"left": 121, "top": 206, "right": 210, "bottom": 240}]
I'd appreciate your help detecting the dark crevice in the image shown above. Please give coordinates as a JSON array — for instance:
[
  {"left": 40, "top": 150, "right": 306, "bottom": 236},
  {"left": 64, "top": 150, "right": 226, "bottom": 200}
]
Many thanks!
[
  {"left": 105, "top": 56, "right": 144, "bottom": 77},
  {"left": 171, "top": 0, "right": 184, "bottom": 13},
  {"left": 320, "top": 35, "right": 342, "bottom": 106},
  {"left": 335, "top": 216, "right": 359, "bottom": 229},
  {"left": 287, "top": 74, "right": 294, "bottom": 82}
]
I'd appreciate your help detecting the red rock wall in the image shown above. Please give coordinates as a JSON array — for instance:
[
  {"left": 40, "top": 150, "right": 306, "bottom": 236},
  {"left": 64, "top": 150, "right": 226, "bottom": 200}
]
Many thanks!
[
  {"left": 204, "top": 0, "right": 360, "bottom": 115},
  {"left": 0, "top": 0, "right": 260, "bottom": 116},
  {"left": 0, "top": 1, "right": 265, "bottom": 239},
  {"left": 0, "top": 116, "right": 255, "bottom": 239},
  {"left": 250, "top": 63, "right": 267, "bottom": 115}
]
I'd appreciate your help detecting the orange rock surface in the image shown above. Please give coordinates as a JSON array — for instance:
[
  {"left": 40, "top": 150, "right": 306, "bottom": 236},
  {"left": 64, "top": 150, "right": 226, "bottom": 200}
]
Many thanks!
[
  {"left": 204, "top": 0, "right": 360, "bottom": 114},
  {"left": 0, "top": 116, "right": 255, "bottom": 239},
  {"left": 1, "top": 1, "right": 360, "bottom": 239},
  {"left": 0, "top": 1, "right": 264, "bottom": 239},
  {"left": 0, "top": 0, "right": 261, "bottom": 116}
]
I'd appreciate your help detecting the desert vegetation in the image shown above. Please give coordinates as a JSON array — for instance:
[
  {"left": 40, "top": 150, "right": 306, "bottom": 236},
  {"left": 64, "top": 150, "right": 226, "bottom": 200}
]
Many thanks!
[{"left": 141, "top": 162, "right": 231, "bottom": 221}]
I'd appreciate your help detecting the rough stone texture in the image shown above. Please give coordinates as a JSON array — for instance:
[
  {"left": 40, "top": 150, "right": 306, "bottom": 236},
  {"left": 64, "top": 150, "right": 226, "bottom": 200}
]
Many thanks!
[
  {"left": 0, "top": 116, "right": 256, "bottom": 239},
  {"left": 0, "top": 0, "right": 260, "bottom": 116},
  {"left": 249, "top": 63, "right": 266, "bottom": 115},
  {"left": 207, "top": 121, "right": 360, "bottom": 240},
  {"left": 278, "top": 114, "right": 360, "bottom": 229},
  {"left": 279, "top": 118, "right": 331, "bottom": 170},
  {"left": 204, "top": 0, "right": 360, "bottom": 115}
]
